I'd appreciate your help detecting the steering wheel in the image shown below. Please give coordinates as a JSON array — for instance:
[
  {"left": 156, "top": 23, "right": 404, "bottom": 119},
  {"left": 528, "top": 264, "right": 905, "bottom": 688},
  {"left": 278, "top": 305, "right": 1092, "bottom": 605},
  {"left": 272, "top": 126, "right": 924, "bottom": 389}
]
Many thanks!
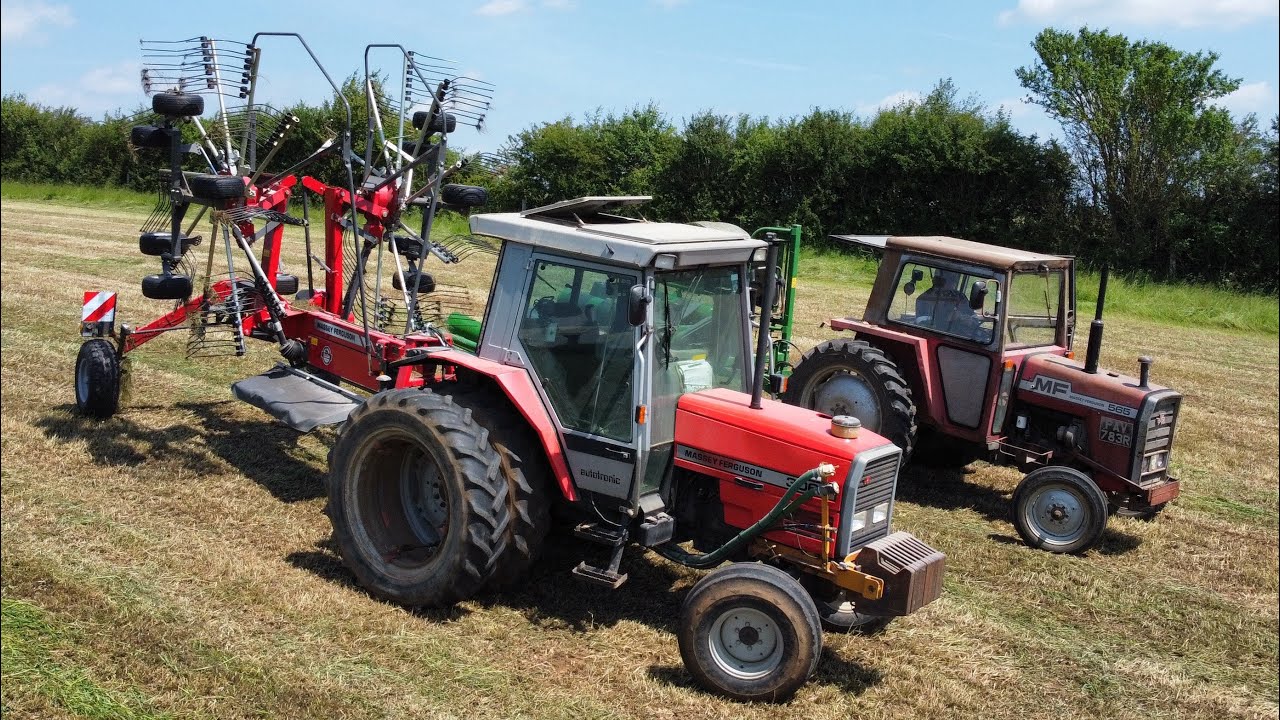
[{"left": 530, "top": 295, "right": 555, "bottom": 321}]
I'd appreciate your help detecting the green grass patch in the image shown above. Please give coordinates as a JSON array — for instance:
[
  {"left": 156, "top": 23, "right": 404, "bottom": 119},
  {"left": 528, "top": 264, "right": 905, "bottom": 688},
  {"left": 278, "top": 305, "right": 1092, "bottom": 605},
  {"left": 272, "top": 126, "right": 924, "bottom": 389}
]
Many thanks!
[
  {"left": 2, "top": 181, "right": 158, "bottom": 212},
  {"left": 1076, "top": 271, "right": 1278, "bottom": 335},
  {"left": 1, "top": 597, "right": 172, "bottom": 720}
]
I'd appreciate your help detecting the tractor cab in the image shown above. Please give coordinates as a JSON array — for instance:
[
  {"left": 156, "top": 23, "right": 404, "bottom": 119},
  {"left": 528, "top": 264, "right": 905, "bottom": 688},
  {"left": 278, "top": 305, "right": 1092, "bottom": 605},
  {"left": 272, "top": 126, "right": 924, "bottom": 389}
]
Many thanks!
[
  {"left": 468, "top": 196, "right": 762, "bottom": 514},
  {"left": 836, "top": 234, "right": 1078, "bottom": 443}
]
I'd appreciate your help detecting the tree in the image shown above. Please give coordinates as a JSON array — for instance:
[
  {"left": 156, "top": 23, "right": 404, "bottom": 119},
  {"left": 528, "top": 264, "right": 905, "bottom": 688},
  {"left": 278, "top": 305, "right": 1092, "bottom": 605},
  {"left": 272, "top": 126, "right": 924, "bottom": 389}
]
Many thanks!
[{"left": 1017, "top": 27, "right": 1240, "bottom": 279}]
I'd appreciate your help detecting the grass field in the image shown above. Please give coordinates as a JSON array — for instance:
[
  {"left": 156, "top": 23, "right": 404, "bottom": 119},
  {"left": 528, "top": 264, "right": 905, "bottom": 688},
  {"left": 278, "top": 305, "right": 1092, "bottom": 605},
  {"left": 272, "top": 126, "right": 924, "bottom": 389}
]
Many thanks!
[{"left": 1, "top": 195, "right": 1277, "bottom": 719}]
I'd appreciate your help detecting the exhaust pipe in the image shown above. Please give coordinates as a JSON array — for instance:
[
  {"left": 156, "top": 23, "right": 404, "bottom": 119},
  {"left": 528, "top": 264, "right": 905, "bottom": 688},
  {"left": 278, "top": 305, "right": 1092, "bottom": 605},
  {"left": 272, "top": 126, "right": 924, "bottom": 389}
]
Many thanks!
[
  {"left": 1083, "top": 265, "right": 1108, "bottom": 374},
  {"left": 750, "top": 234, "right": 780, "bottom": 409}
]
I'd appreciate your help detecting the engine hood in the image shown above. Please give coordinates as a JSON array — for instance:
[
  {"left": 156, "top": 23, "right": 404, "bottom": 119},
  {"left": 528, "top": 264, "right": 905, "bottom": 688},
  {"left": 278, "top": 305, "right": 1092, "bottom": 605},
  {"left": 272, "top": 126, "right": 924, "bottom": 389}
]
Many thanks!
[
  {"left": 674, "top": 387, "right": 897, "bottom": 485},
  {"left": 1016, "top": 354, "right": 1174, "bottom": 421}
]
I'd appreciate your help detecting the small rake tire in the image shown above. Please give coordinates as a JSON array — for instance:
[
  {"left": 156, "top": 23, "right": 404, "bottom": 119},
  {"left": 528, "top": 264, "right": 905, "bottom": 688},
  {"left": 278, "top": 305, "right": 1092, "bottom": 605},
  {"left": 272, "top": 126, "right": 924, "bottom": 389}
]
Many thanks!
[
  {"left": 411, "top": 110, "right": 457, "bottom": 134},
  {"left": 327, "top": 389, "right": 511, "bottom": 607},
  {"left": 151, "top": 92, "right": 204, "bottom": 117},
  {"left": 187, "top": 173, "right": 246, "bottom": 201},
  {"left": 74, "top": 339, "right": 121, "bottom": 419},
  {"left": 679, "top": 563, "right": 822, "bottom": 703},
  {"left": 783, "top": 338, "right": 917, "bottom": 459},
  {"left": 441, "top": 184, "right": 488, "bottom": 208}
]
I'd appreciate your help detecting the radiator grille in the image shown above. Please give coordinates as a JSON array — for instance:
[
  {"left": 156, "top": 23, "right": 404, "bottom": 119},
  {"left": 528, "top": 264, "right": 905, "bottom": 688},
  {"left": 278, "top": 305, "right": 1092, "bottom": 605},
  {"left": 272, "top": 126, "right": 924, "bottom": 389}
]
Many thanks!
[
  {"left": 1134, "top": 395, "right": 1180, "bottom": 486},
  {"left": 846, "top": 451, "right": 901, "bottom": 549}
]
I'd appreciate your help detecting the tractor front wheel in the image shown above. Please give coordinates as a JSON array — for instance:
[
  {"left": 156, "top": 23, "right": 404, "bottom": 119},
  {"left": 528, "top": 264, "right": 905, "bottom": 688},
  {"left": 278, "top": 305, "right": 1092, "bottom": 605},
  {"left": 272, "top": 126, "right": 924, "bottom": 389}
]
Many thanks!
[
  {"left": 783, "top": 338, "right": 917, "bottom": 459},
  {"left": 1011, "top": 466, "right": 1108, "bottom": 553},
  {"left": 326, "top": 389, "right": 511, "bottom": 607},
  {"left": 74, "top": 339, "right": 121, "bottom": 418},
  {"left": 678, "top": 563, "right": 822, "bottom": 702}
]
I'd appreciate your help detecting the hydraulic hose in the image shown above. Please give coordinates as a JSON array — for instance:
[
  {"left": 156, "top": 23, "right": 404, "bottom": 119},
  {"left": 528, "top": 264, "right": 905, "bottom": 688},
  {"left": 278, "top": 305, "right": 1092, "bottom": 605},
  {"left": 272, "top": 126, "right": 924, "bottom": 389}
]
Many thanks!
[{"left": 655, "top": 464, "right": 836, "bottom": 569}]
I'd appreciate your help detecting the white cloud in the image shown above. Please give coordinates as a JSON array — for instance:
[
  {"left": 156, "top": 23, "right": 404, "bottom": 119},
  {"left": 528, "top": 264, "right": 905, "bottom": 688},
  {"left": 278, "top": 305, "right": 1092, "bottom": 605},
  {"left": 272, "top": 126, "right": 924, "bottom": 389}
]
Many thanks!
[
  {"left": 82, "top": 62, "right": 140, "bottom": 96},
  {"left": 857, "top": 90, "right": 923, "bottom": 115},
  {"left": 30, "top": 61, "right": 140, "bottom": 118},
  {"left": 997, "top": 0, "right": 1278, "bottom": 29},
  {"left": 476, "top": 0, "right": 526, "bottom": 16},
  {"left": 1217, "top": 81, "right": 1278, "bottom": 117},
  {"left": 0, "top": 0, "right": 73, "bottom": 42}
]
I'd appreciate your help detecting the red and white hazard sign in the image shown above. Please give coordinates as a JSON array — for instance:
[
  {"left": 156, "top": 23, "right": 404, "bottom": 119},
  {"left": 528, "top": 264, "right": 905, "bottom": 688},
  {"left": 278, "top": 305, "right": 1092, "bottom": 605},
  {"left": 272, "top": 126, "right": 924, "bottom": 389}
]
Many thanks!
[{"left": 81, "top": 291, "right": 117, "bottom": 323}]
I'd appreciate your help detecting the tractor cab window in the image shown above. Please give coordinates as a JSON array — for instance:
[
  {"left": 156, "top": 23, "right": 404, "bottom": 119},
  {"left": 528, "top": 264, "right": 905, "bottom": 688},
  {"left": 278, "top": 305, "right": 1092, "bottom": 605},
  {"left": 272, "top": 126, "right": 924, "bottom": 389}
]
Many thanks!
[
  {"left": 653, "top": 266, "right": 748, "bottom": 395},
  {"left": 1007, "top": 270, "right": 1064, "bottom": 348},
  {"left": 888, "top": 261, "right": 999, "bottom": 345},
  {"left": 518, "top": 259, "right": 638, "bottom": 442}
]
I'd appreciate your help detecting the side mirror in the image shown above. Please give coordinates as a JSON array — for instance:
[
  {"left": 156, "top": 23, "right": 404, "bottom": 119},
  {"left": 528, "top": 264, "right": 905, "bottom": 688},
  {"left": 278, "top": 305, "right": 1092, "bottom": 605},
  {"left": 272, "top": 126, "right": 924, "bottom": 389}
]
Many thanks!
[
  {"left": 911, "top": 268, "right": 925, "bottom": 282},
  {"left": 969, "top": 280, "right": 989, "bottom": 310},
  {"left": 628, "top": 284, "right": 651, "bottom": 326}
]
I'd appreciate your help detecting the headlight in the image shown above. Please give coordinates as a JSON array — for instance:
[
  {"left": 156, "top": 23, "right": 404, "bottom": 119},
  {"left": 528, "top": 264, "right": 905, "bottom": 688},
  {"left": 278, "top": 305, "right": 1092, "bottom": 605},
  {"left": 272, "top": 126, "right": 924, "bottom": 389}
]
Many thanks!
[
  {"left": 871, "top": 502, "right": 889, "bottom": 524},
  {"left": 1142, "top": 452, "right": 1169, "bottom": 473},
  {"left": 849, "top": 510, "right": 869, "bottom": 532}
]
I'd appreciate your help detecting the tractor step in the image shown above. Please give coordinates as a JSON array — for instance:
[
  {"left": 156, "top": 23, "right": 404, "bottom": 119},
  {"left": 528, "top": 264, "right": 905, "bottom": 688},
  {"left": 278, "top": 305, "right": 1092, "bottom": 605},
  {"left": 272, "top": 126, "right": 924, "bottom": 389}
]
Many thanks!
[
  {"left": 571, "top": 524, "right": 629, "bottom": 588},
  {"left": 573, "top": 523, "right": 627, "bottom": 547},
  {"left": 571, "top": 561, "right": 628, "bottom": 589},
  {"left": 231, "top": 364, "right": 363, "bottom": 432}
]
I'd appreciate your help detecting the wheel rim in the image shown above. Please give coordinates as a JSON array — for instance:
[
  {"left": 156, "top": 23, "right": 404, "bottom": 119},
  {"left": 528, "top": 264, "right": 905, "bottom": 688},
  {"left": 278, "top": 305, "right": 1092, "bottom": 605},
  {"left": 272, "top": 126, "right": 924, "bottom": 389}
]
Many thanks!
[
  {"left": 1022, "top": 482, "right": 1089, "bottom": 547},
  {"left": 75, "top": 357, "right": 90, "bottom": 403},
  {"left": 803, "top": 366, "right": 882, "bottom": 432},
  {"left": 707, "top": 606, "right": 784, "bottom": 680},
  {"left": 350, "top": 427, "right": 450, "bottom": 574}
]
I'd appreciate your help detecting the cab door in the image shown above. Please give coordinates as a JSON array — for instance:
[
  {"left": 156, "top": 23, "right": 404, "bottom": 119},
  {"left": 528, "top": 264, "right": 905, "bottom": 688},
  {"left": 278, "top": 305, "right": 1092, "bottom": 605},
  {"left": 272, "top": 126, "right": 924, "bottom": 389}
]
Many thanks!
[
  {"left": 511, "top": 254, "right": 642, "bottom": 500},
  {"left": 885, "top": 260, "right": 1002, "bottom": 436}
]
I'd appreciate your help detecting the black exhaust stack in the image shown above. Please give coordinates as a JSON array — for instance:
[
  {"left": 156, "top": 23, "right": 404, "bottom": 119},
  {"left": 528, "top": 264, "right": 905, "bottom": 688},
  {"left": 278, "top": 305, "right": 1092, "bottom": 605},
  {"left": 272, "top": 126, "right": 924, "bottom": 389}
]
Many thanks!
[
  {"left": 1083, "top": 265, "right": 1108, "bottom": 374},
  {"left": 750, "top": 234, "right": 780, "bottom": 409}
]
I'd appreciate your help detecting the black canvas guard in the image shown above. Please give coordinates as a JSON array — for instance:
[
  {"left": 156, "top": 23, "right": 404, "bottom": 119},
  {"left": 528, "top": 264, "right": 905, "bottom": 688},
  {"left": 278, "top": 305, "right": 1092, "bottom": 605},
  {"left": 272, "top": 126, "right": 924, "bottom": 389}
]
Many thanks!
[{"left": 231, "top": 365, "right": 362, "bottom": 432}]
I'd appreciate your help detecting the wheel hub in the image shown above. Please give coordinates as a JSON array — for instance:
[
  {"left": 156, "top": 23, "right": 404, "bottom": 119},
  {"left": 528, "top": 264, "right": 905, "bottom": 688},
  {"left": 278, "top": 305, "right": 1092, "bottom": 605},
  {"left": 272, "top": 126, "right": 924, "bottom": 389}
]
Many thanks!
[
  {"left": 708, "top": 607, "right": 783, "bottom": 680},
  {"left": 1024, "top": 484, "right": 1087, "bottom": 544},
  {"left": 810, "top": 370, "right": 881, "bottom": 432}
]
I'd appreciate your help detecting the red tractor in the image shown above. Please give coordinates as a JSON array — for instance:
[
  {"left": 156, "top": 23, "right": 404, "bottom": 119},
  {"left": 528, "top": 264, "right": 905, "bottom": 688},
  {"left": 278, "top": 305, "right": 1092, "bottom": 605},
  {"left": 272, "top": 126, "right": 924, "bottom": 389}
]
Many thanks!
[
  {"left": 781, "top": 234, "right": 1182, "bottom": 554},
  {"left": 73, "top": 35, "right": 944, "bottom": 701},
  {"left": 321, "top": 199, "right": 946, "bottom": 701}
]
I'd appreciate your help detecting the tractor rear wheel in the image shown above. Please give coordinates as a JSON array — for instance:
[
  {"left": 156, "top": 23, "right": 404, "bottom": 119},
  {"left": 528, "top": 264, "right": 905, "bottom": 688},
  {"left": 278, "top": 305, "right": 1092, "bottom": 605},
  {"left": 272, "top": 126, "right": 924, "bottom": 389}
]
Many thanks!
[
  {"left": 74, "top": 339, "right": 121, "bottom": 419},
  {"left": 439, "top": 385, "right": 552, "bottom": 589},
  {"left": 679, "top": 563, "right": 822, "bottom": 702},
  {"left": 1012, "top": 466, "right": 1108, "bottom": 554},
  {"left": 783, "top": 338, "right": 917, "bottom": 459},
  {"left": 326, "top": 389, "right": 511, "bottom": 607}
]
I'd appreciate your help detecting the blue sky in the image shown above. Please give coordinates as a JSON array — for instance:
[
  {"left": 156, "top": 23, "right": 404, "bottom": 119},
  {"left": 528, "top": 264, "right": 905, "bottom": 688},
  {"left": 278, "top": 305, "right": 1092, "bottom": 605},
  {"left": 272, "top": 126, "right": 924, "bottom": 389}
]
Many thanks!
[{"left": 2, "top": 0, "right": 1276, "bottom": 155}]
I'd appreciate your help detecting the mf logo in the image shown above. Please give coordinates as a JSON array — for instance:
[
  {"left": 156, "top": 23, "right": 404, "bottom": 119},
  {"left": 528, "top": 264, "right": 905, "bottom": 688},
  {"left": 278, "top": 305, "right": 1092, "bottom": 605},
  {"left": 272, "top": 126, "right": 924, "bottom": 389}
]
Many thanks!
[{"left": 1031, "top": 376, "right": 1070, "bottom": 396}]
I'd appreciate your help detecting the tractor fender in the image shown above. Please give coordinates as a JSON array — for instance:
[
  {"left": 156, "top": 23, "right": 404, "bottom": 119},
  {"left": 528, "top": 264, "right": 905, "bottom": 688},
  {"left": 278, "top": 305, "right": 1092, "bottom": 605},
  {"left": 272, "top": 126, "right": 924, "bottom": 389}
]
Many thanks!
[
  {"left": 828, "top": 318, "right": 937, "bottom": 422},
  {"left": 426, "top": 348, "right": 577, "bottom": 502}
]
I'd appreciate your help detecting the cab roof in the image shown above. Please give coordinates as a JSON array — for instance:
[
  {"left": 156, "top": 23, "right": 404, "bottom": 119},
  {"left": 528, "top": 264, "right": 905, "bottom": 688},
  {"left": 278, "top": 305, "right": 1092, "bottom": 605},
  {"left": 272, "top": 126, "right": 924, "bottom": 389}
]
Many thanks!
[
  {"left": 469, "top": 196, "right": 765, "bottom": 269},
  {"left": 832, "top": 234, "right": 1072, "bottom": 271}
]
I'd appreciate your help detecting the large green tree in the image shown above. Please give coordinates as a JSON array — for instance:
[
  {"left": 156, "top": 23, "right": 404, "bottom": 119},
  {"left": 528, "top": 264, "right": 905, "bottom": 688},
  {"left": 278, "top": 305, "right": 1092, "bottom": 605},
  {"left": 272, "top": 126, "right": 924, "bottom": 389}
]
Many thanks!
[{"left": 1017, "top": 27, "right": 1240, "bottom": 278}]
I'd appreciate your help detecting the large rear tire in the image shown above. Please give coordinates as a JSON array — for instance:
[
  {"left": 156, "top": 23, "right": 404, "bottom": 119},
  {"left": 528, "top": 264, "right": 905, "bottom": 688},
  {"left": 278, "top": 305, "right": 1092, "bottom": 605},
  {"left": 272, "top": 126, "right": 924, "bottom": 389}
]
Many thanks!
[
  {"left": 438, "top": 385, "right": 552, "bottom": 589},
  {"left": 326, "top": 389, "right": 511, "bottom": 607},
  {"left": 74, "top": 339, "right": 121, "bottom": 419},
  {"left": 678, "top": 563, "right": 822, "bottom": 703},
  {"left": 783, "top": 338, "right": 917, "bottom": 459},
  {"left": 1011, "top": 466, "right": 1108, "bottom": 554}
]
